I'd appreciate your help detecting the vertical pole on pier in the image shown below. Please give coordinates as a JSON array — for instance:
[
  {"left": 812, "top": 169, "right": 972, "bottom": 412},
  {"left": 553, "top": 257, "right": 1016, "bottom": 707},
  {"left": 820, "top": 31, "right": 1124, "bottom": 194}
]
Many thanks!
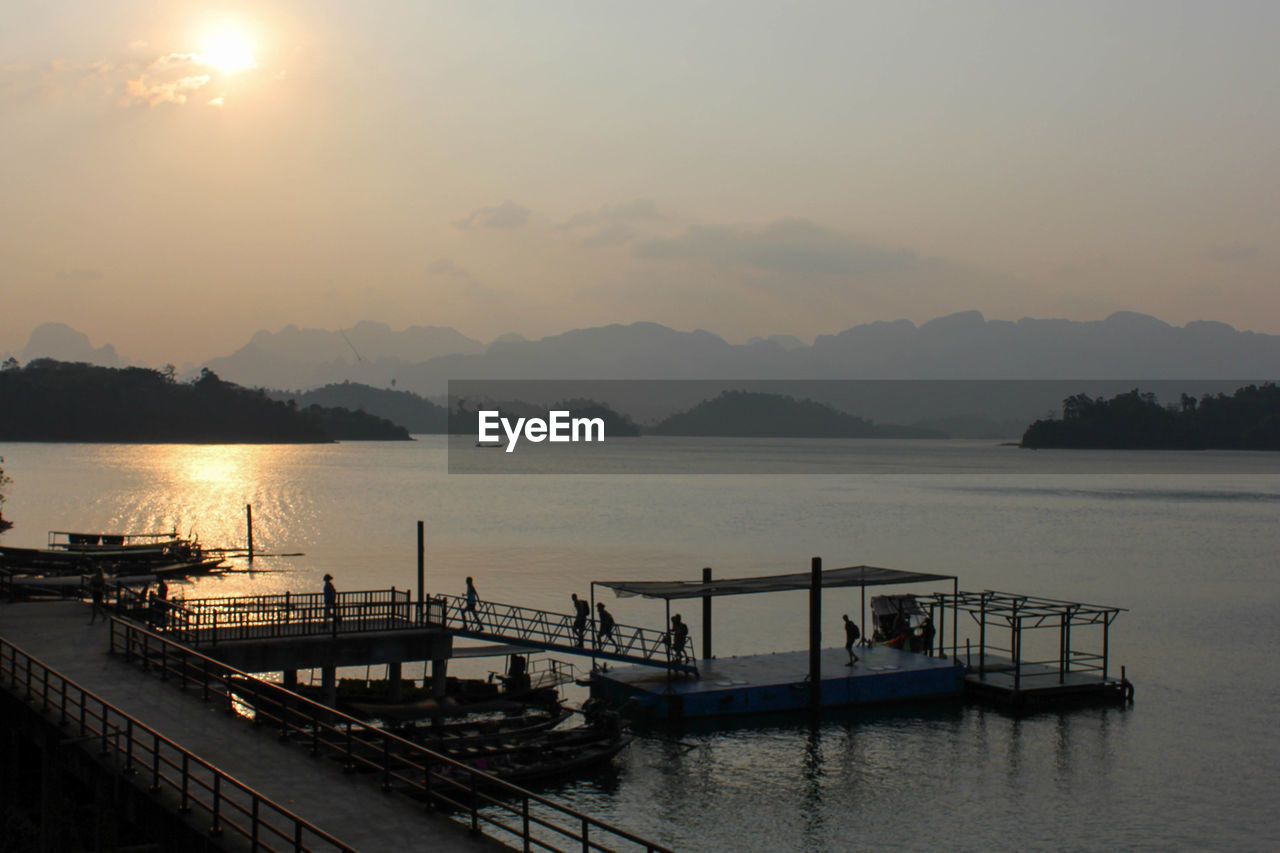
[
  {"left": 245, "top": 504, "right": 254, "bottom": 564},
  {"left": 701, "top": 567, "right": 713, "bottom": 661},
  {"left": 416, "top": 521, "right": 425, "bottom": 623},
  {"left": 952, "top": 578, "right": 958, "bottom": 660},
  {"left": 809, "top": 556, "right": 822, "bottom": 711},
  {"left": 860, "top": 565, "right": 866, "bottom": 653}
]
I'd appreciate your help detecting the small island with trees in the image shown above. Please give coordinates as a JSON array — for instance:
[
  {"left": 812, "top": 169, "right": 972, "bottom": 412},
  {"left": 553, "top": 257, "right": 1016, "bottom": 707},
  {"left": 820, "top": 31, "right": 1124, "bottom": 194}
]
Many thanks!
[
  {"left": 0, "top": 360, "right": 411, "bottom": 443},
  {"left": 649, "top": 390, "right": 943, "bottom": 438},
  {"left": 1021, "top": 383, "right": 1280, "bottom": 450}
]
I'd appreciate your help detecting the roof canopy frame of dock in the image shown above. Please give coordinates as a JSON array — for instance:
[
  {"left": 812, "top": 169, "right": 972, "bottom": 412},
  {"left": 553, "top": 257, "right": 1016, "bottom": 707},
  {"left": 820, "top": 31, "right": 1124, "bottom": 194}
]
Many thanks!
[
  {"left": 592, "top": 562, "right": 961, "bottom": 707},
  {"left": 929, "top": 589, "right": 1128, "bottom": 689}
]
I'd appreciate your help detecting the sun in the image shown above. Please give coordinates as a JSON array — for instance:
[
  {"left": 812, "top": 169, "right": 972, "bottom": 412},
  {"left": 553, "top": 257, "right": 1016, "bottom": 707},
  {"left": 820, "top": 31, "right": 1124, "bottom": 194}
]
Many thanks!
[{"left": 199, "top": 32, "right": 257, "bottom": 72}]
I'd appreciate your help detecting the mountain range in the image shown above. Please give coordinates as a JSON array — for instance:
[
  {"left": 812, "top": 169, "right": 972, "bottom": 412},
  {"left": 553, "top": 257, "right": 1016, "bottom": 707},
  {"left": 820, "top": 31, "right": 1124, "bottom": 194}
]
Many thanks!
[{"left": 6, "top": 313, "right": 1278, "bottom": 437}]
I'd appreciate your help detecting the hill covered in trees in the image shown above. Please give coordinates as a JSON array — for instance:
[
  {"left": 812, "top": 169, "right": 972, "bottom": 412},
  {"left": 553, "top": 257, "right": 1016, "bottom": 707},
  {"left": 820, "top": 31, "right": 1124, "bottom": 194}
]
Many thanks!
[
  {"left": 1020, "top": 384, "right": 1280, "bottom": 449},
  {"left": 649, "top": 390, "right": 944, "bottom": 438},
  {"left": 272, "top": 382, "right": 449, "bottom": 433},
  {"left": 0, "top": 360, "right": 410, "bottom": 442}
]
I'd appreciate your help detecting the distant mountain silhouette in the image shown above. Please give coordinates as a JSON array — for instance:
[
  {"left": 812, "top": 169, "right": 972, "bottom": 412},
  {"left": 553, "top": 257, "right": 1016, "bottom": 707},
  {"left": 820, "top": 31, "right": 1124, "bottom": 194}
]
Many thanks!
[
  {"left": 13, "top": 312, "right": 1280, "bottom": 437},
  {"left": 396, "top": 313, "right": 1280, "bottom": 392},
  {"left": 18, "top": 323, "right": 124, "bottom": 368},
  {"left": 201, "top": 321, "right": 483, "bottom": 390}
]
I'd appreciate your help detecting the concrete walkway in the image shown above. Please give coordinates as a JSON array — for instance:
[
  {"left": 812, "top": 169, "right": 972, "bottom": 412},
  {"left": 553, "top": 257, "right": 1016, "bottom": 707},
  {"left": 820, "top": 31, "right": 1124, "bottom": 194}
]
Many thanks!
[{"left": 1, "top": 600, "right": 501, "bottom": 853}]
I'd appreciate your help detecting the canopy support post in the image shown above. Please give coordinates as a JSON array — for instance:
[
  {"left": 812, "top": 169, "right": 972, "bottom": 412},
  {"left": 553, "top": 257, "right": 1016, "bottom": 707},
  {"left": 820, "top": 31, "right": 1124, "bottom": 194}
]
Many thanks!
[
  {"left": 809, "top": 556, "right": 822, "bottom": 711},
  {"left": 701, "top": 567, "right": 712, "bottom": 661}
]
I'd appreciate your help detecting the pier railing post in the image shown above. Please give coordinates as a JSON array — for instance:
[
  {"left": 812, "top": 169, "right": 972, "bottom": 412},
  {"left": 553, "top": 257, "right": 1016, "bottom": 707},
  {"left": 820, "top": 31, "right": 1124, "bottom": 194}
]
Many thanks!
[
  {"left": 809, "top": 556, "right": 822, "bottom": 711},
  {"left": 701, "top": 567, "right": 712, "bottom": 661}
]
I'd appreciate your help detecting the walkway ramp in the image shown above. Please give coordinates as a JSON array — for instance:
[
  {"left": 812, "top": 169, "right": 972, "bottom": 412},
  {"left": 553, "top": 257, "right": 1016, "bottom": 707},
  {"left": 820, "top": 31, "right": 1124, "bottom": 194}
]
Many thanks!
[{"left": 1, "top": 601, "right": 670, "bottom": 853}]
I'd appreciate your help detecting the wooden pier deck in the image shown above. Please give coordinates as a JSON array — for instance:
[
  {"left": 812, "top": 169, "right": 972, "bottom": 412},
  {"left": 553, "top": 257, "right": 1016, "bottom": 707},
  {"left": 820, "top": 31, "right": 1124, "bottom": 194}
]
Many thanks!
[
  {"left": 2, "top": 601, "right": 670, "bottom": 852},
  {"left": 1, "top": 600, "right": 497, "bottom": 852}
]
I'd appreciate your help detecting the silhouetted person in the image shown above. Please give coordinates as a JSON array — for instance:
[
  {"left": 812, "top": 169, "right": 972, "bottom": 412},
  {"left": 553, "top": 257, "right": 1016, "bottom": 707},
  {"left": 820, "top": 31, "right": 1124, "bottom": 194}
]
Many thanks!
[
  {"left": 323, "top": 573, "right": 340, "bottom": 624},
  {"left": 920, "top": 616, "right": 936, "bottom": 656},
  {"left": 464, "top": 576, "right": 482, "bottom": 630},
  {"left": 571, "top": 593, "right": 590, "bottom": 646},
  {"left": 669, "top": 613, "right": 690, "bottom": 664},
  {"left": 150, "top": 579, "right": 169, "bottom": 628},
  {"left": 502, "top": 654, "right": 530, "bottom": 693},
  {"left": 596, "top": 602, "right": 618, "bottom": 652},
  {"left": 88, "top": 569, "right": 107, "bottom": 624},
  {"left": 843, "top": 614, "right": 860, "bottom": 666}
]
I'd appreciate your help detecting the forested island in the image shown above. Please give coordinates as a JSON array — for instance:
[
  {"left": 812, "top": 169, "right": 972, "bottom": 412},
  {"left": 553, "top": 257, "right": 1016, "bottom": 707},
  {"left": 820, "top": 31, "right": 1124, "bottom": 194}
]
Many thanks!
[
  {"left": 0, "top": 360, "right": 410, "bottom": 442},
  {"left": 649, "top": 390, "right": 944, "bottom": 438},
  {"left": 1021, "top": 384, "right": 1280, "bottom": 449}
]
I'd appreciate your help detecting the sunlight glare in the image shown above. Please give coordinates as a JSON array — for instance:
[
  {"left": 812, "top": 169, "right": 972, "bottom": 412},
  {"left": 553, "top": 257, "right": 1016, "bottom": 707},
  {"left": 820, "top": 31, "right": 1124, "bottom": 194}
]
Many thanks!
[{"left": 200, "top": 31, "right": 257, "bottom": 72}]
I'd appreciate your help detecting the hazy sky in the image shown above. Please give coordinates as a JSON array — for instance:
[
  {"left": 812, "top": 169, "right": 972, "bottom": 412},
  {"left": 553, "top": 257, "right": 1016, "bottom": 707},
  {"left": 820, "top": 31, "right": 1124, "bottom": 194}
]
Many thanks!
[{"left": 3, "top": 1, "right": 1277, "bottom": 364}]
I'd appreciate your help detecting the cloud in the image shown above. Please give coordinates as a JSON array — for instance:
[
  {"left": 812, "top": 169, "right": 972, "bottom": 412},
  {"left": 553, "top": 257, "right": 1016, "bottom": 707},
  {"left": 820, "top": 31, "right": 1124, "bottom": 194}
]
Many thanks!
[
  {"left": 561, "top": 199, "right": 663, "bottom": 248},
  {"left": 561, "top": 198, "right": 662, "bottom": 229},
  {"left": 451, "top": 200, "right": 532, "bottom": 230},
  {"left": 1202, "top": 244, "right": 1261, "bottom": 264},
  {"left": 123, "top": 53, "right": 211, "bottom": 106},
  {"left": 56, "top": 268, "right": 103, "bottom": 280},
  {"left": 634, "top": 217, "right": 916, "bottom": 277}
]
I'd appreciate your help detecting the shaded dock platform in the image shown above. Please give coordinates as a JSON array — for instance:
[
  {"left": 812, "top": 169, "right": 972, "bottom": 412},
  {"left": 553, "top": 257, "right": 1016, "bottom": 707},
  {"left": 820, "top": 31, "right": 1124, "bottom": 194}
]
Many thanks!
[{"left": 593, "top": 645, "right": 965, "bottom": 719}]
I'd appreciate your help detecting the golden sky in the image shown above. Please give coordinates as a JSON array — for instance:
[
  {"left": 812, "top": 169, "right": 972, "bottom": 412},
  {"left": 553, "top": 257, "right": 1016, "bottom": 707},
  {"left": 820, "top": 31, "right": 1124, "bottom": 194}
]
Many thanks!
[{"left": 2, "top": 1, "right": 1277, "bottom": 364}]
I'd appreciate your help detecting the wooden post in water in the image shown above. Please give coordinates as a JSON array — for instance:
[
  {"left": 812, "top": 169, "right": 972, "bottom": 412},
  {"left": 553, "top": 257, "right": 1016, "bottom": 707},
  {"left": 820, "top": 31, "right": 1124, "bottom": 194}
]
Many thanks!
[
  {"left": 701, "top": 567, "right": 712, "bottom": 661},
  {"left": 245, "top": 504, "right": 254, "bottom": 565},
  {"left": 416, "top": 521, "right": 425, "bottom": 623},
  {"left": 809, "top": 556, "right": 822, "bottom": 711}
]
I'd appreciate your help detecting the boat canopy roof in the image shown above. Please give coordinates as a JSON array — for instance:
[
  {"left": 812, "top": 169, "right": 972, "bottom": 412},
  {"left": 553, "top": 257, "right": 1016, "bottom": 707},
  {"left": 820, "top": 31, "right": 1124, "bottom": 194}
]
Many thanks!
[{"left": 598, "top": 566, "right": 956, "bottom": 601}]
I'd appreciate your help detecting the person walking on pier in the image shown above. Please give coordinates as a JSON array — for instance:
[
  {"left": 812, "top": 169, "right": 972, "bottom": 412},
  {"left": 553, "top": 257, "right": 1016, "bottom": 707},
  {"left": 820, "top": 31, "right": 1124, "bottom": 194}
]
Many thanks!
[
  {"left": 571, "top": 593, "right": 590, "bottom": 647},
  {"left": 843, "top": 614, "right": 860, "bottom": 666},
  {"left": 596, "top": 602, "right": 618, "bottom": 652},
  {"left": 323, "top": 573, "right": 341, "bottom": 625},
  {"left": 463, "top": 576, "right": 483, "bottom": 630},
  {"left": 88, "top": 569, "right": 107, "bottom": 624}
]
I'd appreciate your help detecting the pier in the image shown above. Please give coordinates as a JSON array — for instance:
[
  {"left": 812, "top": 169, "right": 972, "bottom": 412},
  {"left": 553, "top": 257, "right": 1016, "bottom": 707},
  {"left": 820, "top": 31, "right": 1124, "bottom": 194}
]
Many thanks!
[{"left": 0, "top": 599, "right": 671, "bottom": 852}]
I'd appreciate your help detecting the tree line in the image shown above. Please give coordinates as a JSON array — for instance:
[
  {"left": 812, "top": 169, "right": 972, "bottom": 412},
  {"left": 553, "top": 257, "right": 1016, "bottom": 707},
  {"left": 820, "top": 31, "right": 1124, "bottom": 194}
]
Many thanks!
[
  {"left": 1021, "top": 383, "right": 1280, "bottom": 449},
  {"left": 0, "top": 360, "right": 410, "bottom": 442}
]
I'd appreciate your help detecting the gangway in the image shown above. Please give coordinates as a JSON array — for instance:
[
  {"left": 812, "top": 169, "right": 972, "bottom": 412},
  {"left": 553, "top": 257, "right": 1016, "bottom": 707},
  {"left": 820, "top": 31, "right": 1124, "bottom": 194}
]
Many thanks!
[
  {"left": 434, "top": 594, "right": 698, "bottom": 675},
  {"left": 142, "top": 588, "right": 697, "bottom": 675}
]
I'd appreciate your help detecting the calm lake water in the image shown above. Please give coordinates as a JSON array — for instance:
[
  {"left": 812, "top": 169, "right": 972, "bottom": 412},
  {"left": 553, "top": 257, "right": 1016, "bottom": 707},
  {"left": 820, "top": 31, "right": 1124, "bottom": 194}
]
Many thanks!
[{"left": 2, "top": 438, "right": 1278, "bottom": 851}]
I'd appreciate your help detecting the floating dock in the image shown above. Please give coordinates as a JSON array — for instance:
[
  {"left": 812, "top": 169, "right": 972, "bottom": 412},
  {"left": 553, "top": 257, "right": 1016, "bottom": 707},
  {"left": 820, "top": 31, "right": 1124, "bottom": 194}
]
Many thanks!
[{"left": 592, "top": 645, "right": 965, "bottom": 718}]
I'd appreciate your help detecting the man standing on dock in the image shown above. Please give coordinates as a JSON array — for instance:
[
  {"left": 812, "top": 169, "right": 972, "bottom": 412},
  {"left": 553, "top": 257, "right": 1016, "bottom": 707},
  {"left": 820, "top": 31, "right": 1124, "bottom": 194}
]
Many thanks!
[
  {"left": 571, "top": 593, "right": 590, "bottom": 646},
  {"left": 843, "top": 614, "right": 860, "bottom": 666}
]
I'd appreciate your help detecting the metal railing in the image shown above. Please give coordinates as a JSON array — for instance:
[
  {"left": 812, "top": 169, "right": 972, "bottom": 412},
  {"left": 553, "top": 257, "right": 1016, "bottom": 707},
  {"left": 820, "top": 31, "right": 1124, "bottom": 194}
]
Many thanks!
[
  {"left": 435, "top": 595, "right": 697, "bottom": 674},
  {"left": 0, "top": 637, "right": 356, "bottom": 852},
  {"left": 146, "top": 588, "right": 695, "bottom": 674},
  {"left": 108, "top": 617, "right": 672, "bottom": 853},
  {"left": 163, "top": 589, "right": 419, "bottom": 647}
]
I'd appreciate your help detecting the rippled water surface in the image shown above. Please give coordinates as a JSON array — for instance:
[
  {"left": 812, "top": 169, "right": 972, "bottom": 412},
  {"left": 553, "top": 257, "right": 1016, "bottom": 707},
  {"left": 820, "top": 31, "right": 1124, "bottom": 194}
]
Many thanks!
[{"left": 2, "top": 438, "right": 1277, "bottom": 850}]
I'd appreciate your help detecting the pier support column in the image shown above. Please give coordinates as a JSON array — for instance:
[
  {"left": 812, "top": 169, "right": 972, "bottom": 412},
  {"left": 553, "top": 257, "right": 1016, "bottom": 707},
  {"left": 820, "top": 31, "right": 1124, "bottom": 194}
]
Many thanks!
[
  {"left": 388, "top": 662, "right": 403, "bottom": 702},
  {"left": 809, "top": 556, "right": 822, "bottom": 711},
  {"left": 282, "top": 670, "right": 298, "bottom": 689},
  {"left": 431, "top": 658, "right": 448, "bottom": 699},
  {"left": 416, "top": 521, "right": 425, "bottom": 624},
  {"left": 701, "top": 567, "right": 712, "bottom": 661},
  {"left": 320, "top": 665, "right": 337, "bottom": 708}
]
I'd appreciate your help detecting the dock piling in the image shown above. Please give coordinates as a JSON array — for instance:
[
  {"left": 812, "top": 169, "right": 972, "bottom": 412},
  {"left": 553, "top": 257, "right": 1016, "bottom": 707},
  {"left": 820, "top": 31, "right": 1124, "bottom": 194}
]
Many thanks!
[
  {"left": 245, "top": 504, "right": 254, "bottom": 565},
  {"left": 701, "top": 567, "right": 712, "bottom": 661},
  {"left": 809, "top": 556, "right": 821, "bottom": 711}
]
